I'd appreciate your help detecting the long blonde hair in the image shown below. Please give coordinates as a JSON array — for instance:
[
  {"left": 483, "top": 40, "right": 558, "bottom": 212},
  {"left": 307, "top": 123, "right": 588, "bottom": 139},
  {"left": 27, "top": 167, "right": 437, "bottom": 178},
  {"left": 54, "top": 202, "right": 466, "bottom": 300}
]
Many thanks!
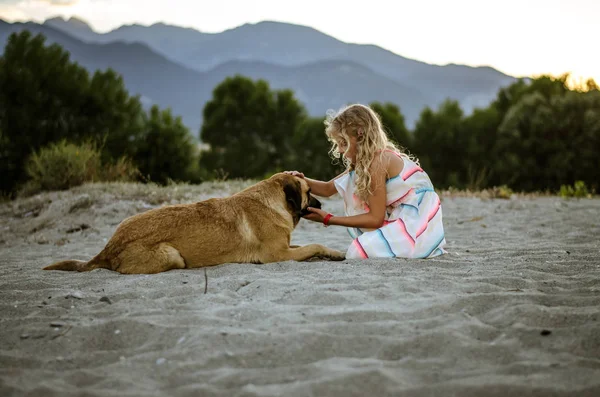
[{"left": 324, "top": 103, "right": 414, "bottom": 203}]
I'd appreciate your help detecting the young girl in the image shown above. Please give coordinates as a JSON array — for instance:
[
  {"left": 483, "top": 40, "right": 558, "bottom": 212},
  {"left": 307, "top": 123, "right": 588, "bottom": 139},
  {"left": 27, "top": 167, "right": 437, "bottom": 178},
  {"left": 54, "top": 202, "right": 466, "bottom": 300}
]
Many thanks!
[{"left": 285, "top": 103, "right": 446, "bottom": 259}]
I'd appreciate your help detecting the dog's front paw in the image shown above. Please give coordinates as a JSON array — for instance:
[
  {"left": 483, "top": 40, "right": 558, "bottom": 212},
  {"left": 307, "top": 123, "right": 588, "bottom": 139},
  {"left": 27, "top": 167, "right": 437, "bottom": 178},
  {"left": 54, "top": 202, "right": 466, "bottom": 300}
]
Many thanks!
[{"left": 328, "top": 249, "right": 346, "bottom": 261}]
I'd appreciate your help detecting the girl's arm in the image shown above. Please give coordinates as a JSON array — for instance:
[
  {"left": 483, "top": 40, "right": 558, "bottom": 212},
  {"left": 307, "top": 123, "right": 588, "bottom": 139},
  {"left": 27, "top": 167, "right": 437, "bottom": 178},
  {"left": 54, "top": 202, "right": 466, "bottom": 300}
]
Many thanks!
[
  {"left": 284, "top": 170, "right": 348, "bottom": 198},
  {"left": 304, "top": 160, "right": 388, "bottom": 229},
  {"left": 327, "top": 167, "right": 386, "bottom": 229},
  {"left": 306, "top": 171, "right": 348, "bottom": 197},
  {"left": 305, "top": 153, "right": 404, "bottom": 229}
]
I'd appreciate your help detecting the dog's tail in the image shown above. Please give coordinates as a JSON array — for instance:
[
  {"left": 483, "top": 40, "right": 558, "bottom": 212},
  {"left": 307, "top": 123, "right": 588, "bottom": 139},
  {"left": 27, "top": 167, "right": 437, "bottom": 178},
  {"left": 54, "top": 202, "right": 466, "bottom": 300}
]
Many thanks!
[{"left": 43, "top": 257, "right": 111, "bottom": 272}]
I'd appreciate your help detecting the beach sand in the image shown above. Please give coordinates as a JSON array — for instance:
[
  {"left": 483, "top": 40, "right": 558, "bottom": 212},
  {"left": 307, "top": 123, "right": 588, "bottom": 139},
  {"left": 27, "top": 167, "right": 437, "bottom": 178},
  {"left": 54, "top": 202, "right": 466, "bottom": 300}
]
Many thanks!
[{"left": 1, "top": 182, "right": 599, "bottom": 396}]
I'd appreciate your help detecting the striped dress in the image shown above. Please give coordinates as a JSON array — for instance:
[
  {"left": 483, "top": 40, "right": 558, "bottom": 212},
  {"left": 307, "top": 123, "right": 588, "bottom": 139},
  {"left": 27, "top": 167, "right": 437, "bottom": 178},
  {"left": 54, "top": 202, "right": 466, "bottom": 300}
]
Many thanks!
[{"left": 334, "top": 152, "right": 447, "bottom": 259}]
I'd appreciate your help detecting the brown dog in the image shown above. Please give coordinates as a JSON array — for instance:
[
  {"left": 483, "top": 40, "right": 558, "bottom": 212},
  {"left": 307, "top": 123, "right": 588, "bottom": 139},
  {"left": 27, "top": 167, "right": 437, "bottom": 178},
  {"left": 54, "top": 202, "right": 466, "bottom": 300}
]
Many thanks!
[{"left": 43, "top": 173, "right": 345, "bottom": 274}]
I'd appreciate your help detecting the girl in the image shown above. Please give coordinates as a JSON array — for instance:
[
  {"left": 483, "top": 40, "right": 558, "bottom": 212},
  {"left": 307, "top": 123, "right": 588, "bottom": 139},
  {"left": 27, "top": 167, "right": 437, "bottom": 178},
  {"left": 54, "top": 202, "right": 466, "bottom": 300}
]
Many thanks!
[{"left": 285, "top": 103, "right": 446, "bottom": 259}]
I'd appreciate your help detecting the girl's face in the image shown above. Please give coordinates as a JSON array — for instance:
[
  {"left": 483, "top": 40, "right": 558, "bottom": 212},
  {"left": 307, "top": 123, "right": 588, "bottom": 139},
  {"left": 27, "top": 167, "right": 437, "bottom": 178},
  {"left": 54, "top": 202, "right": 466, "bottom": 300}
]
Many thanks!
[{"left": 334, "top": 133, "right": 358, "bottom": 164}]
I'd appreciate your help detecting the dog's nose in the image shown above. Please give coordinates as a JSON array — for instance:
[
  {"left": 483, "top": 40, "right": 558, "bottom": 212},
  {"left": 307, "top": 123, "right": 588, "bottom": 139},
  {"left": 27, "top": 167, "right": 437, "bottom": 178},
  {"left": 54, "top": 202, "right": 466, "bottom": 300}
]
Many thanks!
[{"left": 309, "top": 195, "right": 321, "bottom": 209}]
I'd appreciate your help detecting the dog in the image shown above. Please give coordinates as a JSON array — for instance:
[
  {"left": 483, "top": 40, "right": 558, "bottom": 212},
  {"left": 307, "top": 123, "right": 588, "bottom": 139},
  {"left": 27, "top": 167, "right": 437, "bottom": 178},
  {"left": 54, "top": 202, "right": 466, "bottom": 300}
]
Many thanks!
[{"left": 43, "top": 173, "right": 345, "bottom": 274}]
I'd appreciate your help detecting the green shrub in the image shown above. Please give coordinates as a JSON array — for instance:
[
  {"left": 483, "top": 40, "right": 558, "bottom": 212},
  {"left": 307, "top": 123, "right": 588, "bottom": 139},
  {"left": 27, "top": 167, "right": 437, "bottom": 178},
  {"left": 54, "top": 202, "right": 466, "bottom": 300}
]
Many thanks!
[
  {"left": 560, "top": 180, "right": 591, "bottom": 198},
  {"left": 491, "top": 185, "right": 514, "bottom": 199},
  {"left": 24, "top": 140, "right": 101, "bottom": 192},
  {"left": 101, "top": 156, "right": 141, "bottom": 183},
  {"left": 21, "top": 140, "right": 139, "bottom": 195}
]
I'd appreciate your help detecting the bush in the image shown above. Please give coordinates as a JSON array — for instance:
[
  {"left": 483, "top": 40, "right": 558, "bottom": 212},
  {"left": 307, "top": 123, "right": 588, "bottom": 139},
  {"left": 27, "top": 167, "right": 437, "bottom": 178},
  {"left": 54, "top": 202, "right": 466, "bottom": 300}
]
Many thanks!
[
  {"left": 101, "top": 156, "right": 141, "bottom": 183},
  {"left": 560, "top": 180, "right": 592, "bottom": 198},
  {"left": 21, "top": 140, "right": 139, "bottom": 195}
]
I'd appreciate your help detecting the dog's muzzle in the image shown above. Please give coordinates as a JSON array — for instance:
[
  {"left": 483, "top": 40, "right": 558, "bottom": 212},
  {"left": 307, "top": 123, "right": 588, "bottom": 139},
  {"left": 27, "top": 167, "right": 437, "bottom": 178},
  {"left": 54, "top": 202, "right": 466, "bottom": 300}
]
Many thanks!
[{"left": 300, "top": 195, "right": 322, "bottom": 216}]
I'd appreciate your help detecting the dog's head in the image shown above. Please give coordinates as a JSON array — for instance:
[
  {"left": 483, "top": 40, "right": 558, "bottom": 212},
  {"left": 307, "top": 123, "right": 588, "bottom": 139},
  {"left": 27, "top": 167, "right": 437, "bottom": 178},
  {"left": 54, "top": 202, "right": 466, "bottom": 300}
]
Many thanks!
[{"left": 275, "top": 173, "right": 321, "bottom": 221}]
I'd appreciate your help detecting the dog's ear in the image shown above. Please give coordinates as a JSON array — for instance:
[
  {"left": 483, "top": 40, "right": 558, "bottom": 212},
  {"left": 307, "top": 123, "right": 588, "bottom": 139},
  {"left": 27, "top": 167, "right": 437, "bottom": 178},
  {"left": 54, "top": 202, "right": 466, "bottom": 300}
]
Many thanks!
[{"left": 283, "top": 178, "right": 303, "bottom": 214}]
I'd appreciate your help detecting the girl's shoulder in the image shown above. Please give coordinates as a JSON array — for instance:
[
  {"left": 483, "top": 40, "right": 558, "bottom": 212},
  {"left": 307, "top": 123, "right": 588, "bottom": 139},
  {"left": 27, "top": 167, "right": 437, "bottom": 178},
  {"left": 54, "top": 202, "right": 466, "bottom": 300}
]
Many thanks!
[
  {"left": 379, "top": 149, "right": 421, "bottom": 168},
  {"left": 375, "top": 148, "right": 412, "bottom": 162},
  {"left": 370, "top": 149, "right": 406, "bottom": 180}
]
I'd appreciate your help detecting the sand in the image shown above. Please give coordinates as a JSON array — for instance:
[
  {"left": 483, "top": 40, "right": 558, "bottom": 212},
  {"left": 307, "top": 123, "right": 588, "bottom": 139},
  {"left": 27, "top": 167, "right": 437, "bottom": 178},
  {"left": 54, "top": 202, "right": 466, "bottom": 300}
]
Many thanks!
[{"left": 1, "top": 181, "right": 599, "bottom": 397}]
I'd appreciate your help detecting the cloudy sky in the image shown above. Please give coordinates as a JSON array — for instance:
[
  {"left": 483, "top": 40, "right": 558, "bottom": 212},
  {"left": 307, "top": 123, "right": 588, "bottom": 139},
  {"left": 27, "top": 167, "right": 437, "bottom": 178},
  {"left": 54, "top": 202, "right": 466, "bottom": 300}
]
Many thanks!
[{"left": 0, "top": 0, "right": 596, "bottom": 83}]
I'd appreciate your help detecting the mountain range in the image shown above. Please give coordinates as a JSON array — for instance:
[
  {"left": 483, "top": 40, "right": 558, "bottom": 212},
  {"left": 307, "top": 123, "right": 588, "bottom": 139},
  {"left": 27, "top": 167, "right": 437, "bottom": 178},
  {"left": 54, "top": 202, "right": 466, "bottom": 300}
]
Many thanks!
[{"left": 1, "top": 16, "right": 517, "bottom": 136}]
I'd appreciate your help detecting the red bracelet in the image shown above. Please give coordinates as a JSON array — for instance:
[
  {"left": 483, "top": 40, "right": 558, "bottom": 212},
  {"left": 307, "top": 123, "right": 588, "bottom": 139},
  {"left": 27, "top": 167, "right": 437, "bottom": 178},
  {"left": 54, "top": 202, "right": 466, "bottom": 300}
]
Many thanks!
[{"left": 323, "top": 213, "right": 333, "bottom": 226}]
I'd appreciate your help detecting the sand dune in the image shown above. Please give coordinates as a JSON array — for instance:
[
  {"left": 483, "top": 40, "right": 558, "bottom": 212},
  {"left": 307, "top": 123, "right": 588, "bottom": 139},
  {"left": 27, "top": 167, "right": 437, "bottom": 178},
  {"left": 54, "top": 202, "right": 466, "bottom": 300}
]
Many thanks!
[{"left": 1, "top": 182, "right": 599, "bottom": 396}]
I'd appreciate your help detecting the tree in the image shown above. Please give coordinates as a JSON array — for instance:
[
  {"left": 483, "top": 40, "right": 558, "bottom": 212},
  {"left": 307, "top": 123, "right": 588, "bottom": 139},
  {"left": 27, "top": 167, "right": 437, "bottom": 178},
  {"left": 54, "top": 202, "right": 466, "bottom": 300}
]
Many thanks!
[
  {"left": 585, "top": 78, "right": 599, "bottom": 92},
  {"left": 369, "top": 101, "right": 411, "bottom": 150},
  {"left": 494, "top": 74, "right": 569, "bottom": 115},
  {"left": 135, "top": 106, "right": 199, "bottom": 184},
  {"left": 458, "top": 74, "right": 574, "bottom": 189},
  {"left": 271, "top": 89, "right": 308, "bottom": 171},
  {"left": 84, "top": 69, "right": 145, "bottom": 162},
  {"left": 0, "top": 31, "right": 90, "bottom": 192},
  {"left": 412, "top": 100, "right": 467, "bottom": 188},
  {"left": 286, "top": 116, "right": 344, "bottom": 181},
  {"left": 0, "top": 31, "right": 145, "bottom": 193},
  {"left": 200, "top": 75, "right": 306, "bottom": 179},
  {"left": 460, "top": 106, "right": 502, "bottom": 189},
  {"left": 495, "top": 90, "right": 600, "bottom": 192}
]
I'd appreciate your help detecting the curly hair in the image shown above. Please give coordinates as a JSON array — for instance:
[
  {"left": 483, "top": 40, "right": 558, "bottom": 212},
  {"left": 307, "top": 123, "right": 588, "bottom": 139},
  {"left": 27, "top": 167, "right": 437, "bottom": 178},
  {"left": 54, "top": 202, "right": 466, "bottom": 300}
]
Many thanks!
[{"left": 324, "top": 103, "right": 416, "bottom": 203}]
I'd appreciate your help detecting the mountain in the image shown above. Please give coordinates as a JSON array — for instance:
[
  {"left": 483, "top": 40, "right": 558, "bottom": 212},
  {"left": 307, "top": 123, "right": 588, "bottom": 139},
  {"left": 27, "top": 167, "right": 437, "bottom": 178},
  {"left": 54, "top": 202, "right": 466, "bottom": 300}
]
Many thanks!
[
  {"left": 43, "top": 18, "right": 516, "bottom": 111},
  {"left": 0, "top": 20, "right": 439, "bottom": 135},
  {"left": 44, "top": 16, "right": 98, "bottom": 42}
]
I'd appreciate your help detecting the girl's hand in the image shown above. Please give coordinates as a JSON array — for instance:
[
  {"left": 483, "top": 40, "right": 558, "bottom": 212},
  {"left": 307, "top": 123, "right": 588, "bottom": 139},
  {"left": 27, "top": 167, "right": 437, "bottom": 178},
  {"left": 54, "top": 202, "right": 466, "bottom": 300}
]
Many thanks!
[
  {"left": 283, "top": 170, "right": 305, "bottom": 179},
  {"left": 302, "top": 207, "right": 329, "bottom": 223}
]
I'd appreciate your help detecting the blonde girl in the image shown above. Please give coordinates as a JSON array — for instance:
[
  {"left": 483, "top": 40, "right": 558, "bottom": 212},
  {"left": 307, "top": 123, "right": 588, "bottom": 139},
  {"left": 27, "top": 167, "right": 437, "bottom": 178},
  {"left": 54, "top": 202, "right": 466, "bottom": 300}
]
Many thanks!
[{"left": 285, "top": 103, "right": 446, "bottom": 259}]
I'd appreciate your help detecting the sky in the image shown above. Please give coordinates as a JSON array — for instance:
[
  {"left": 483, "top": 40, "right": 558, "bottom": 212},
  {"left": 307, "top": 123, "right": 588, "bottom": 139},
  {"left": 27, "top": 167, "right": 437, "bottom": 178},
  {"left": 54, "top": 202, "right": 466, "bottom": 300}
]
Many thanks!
[{"left": 0, "top": 0, "right": 597, "bottom": 84}]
